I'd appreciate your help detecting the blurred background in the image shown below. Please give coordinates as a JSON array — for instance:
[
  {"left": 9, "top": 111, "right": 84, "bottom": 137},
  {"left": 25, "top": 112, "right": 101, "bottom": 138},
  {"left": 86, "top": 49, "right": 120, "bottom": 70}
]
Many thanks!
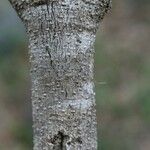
[{"left": 0, "top": 0, "right": 150, "bottom": 149}]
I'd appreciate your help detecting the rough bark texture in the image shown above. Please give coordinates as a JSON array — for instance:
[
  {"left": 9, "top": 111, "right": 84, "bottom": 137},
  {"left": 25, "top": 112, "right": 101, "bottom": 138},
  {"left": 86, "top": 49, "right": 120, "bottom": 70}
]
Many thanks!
[{"left": 9, "top": 0, "right": 111, "bottom": 149}]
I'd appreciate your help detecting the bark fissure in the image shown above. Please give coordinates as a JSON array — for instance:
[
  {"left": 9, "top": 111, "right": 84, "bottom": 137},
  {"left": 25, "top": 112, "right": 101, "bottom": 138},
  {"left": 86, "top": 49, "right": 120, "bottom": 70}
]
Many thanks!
[
  {"left": 9, "top": 0, "right": 111, "bottom": 149},
  {"left": 46, "top": 131, "right": 83, "bottom": 150},
  {"left": 47, "top": 131, "right": 68, "bottom": 150},
  {"left": 31, "top": 0, "right": 50, "bottom": 7}
]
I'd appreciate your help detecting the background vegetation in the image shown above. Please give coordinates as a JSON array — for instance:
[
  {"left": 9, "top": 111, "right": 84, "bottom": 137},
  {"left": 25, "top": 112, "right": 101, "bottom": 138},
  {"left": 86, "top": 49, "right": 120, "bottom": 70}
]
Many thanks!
[{"left": 0, "top": 0, "right": 150, "bottom": 149}]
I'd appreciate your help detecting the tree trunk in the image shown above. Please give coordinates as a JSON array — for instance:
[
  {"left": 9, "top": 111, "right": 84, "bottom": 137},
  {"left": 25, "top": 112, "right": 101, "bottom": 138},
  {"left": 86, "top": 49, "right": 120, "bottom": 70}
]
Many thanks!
[{"left": 9, "top": 0, "right": 111, "bottom": 149}]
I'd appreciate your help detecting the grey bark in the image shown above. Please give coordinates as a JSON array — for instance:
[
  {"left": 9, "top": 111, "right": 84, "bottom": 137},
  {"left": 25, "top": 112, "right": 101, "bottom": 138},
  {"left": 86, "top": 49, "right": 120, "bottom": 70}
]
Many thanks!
[{"left": 9, "top": 0, "right": 111, "bottom": 149}]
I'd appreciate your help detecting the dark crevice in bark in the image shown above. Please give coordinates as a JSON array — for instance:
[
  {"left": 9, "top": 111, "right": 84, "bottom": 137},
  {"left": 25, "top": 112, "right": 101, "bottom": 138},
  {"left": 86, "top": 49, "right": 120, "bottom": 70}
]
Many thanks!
[
  {"left": 59, "top": 131, "right": 66, "bottom": 150},
  {"left": 47, "top": 131, "right": 69, "bottom": 150},
  {"left": 31, "top": 0, "right": 51, "bottom": 7},
  {"left": 47, "top": 131, "right": 83, "bottom": 150}
]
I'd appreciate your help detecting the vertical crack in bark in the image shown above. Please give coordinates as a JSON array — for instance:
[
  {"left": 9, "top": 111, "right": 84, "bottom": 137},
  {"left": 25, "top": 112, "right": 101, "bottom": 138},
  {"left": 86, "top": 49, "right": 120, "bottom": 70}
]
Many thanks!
[
  {"left": 48, "top": 131, "right": 69, "bottom": 150},
  {"left": 51, "top": 2, "right": 57, "bottom": 41},
  {"left": 59, "top": 131, "right": 65, "bottom": 150},
  {"left": 46, "top": 0, "right": 50, "bottom": 15},
  {"left": 47, "top": 131, "right": 83, "bottom": 150}
]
